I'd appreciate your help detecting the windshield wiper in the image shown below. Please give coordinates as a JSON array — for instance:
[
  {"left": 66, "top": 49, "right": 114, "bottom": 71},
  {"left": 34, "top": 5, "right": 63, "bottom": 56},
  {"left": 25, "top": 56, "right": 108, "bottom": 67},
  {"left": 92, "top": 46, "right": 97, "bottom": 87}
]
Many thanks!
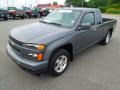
[
  {"left": 40, "top": 21, "right": 64, "bottom": 27},
  {"left": 47, "top": 22, "right": 63, "bottom": 27}
]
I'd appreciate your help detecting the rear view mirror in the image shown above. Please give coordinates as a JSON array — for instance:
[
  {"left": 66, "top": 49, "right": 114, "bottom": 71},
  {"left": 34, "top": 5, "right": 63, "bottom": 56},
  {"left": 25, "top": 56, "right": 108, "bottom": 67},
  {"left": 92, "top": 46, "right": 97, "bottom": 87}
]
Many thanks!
[{"left": 78, "top": 23, "right": 92, "bottom": 30}]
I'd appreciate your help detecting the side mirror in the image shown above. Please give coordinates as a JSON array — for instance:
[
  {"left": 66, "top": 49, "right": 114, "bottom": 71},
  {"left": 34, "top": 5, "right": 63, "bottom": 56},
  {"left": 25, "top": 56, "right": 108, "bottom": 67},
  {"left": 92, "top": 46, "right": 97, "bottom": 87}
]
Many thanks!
[{"left": 78, "top": 23, "right": 92, "bottom": 30}]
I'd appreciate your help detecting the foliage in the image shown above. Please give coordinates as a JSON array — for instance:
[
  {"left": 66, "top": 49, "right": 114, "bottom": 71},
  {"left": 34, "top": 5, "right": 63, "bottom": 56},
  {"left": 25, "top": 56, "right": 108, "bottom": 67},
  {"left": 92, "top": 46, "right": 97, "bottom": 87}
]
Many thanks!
[
  {"left": 106, "top": 8, "right": 120, "bottom": 14},
  {"left": 88, "top": 0, "right": 108, "bottom": 8},
  {"left": 65, "top": 0, "right": 120, "bottom": 14},
  {"left": 106, "top": 3, "right": 120, "bottom": 8},
  {"left": 98, "top": 7, "right": 107, "bottom": 13},
  {"left": 53, "top": 1, "right": 58, "bottom": 5},
  {"left": 65, "top": 0, "right": 88, "bottom": 7},
  {"left": 108, "top": 0, "right": 120, "bottom": 4}
]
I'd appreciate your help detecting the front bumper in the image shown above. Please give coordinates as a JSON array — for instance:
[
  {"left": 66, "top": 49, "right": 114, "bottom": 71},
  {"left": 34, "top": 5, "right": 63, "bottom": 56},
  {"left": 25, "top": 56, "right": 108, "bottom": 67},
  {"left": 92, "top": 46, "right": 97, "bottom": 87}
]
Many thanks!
[
  {"left": 6, "top": 44, "right": 48, "bottom": 74},
  {"left": 0, "top": 14, "right": 5, "bottom": 18},
  {"left": 0, "top": 14, "right": 9, "bottom": 18}
]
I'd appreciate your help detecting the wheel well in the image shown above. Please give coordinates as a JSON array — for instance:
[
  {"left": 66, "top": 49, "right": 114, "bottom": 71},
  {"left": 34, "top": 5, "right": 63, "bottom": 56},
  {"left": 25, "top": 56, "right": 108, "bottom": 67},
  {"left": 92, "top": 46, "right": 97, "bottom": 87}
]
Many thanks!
[
  {"left": 50, "top": 44, "right": 73, "bottom": 61},
  {"left": 109, "top": 28, "right": 113, "bottom": 37}
]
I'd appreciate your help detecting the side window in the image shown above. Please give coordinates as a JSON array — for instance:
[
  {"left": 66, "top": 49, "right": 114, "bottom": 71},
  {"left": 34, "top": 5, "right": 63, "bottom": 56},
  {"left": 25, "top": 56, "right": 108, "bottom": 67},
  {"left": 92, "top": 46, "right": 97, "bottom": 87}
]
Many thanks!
[
  {"left": 96, "top": 11, "right": 102, "bottom": 25},
  {"left": 81, "top": 12, "right": 95, "bottom": 25}
]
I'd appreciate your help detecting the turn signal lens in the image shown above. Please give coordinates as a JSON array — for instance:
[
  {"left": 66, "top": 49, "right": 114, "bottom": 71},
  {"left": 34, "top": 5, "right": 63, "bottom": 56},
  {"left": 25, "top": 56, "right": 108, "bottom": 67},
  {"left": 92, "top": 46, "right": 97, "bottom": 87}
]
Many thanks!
[
  {"left": 37, "top": 54, "right": 43, "bottom": 61},
  {"left": 37, "top": 45, "right": 45, "bottom": 50}
]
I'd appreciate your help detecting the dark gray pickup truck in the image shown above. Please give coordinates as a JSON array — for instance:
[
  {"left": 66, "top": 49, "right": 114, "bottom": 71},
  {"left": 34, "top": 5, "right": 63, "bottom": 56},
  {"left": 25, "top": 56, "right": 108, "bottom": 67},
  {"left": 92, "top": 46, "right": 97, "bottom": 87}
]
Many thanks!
[{"left": 7, "top": 8, "right": 117, "bottom": 76}]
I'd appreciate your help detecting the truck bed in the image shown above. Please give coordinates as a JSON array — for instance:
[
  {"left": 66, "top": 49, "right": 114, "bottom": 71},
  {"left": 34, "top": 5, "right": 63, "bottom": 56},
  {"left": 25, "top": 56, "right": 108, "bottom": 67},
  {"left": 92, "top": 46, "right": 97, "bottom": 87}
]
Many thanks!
[
  {"left": 102, "top": 18, "right": 117, "bottom": 32},
  {"left": 103, "top": 18, "right": 115, "bottom": 22}
]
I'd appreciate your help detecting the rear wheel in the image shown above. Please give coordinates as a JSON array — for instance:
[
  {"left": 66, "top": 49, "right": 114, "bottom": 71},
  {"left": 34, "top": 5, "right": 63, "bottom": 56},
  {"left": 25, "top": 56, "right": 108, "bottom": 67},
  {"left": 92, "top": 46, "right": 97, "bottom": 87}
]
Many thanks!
[
  {"left": 100, "top": 31, "right": 112, "bottom": 45},
  {"left": 49, "top": 49, "right": 70, "bottom": 76}
]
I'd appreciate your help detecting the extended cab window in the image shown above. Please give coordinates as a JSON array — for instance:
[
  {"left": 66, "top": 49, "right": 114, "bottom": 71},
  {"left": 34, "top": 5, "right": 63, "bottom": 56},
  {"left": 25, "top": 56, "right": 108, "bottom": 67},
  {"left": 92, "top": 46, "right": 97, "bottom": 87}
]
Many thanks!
[
  {"left": 81, "top": 12, "right": 95, "bottom": 25},
  {"left": 95, "top": 11, "right": 102, "bottom": 25}
]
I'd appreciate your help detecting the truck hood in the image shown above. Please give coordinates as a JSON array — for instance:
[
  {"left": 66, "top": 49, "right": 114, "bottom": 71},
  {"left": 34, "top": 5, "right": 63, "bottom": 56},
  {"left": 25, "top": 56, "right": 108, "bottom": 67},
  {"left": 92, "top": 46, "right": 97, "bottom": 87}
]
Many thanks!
[{"left": 10, "top": 22, "right": 72, "bottom": 44}]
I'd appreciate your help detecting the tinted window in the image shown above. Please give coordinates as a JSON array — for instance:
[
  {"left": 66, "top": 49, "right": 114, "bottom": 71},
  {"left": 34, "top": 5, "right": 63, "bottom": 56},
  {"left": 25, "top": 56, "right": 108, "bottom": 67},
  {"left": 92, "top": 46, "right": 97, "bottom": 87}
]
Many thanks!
[
  {"left": 81, "top": 12, "right": 95, "bottom": 25},
  {"left": 96, "top": 11, "right": 102, "bottom": 25},
  {"left": 8, "top": 7, "right": 17, "bottom": 10}
]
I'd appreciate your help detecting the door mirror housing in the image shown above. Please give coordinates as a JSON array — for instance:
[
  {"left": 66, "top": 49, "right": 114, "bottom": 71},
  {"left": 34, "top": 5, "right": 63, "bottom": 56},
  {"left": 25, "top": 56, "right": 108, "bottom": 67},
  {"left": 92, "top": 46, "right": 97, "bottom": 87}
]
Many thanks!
[{"left": 78, "top": 23, "right": 92, "bottom": 30}]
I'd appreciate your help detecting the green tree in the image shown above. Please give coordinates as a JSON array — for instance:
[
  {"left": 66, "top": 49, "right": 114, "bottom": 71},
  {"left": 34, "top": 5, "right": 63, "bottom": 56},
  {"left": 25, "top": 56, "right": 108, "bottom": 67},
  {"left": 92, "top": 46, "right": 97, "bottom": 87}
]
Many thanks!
[
  {"left": 65, "top": 0, "right": 88, "bottom": 7},
  {"left": 53, "top": 1, "right": 58, "bottom": 5},
  {"left": 108, "top": 0, "right": 120, "bottom": 4},
  {"left": 88, "top": 0, "right": 108, "bottom": 8}
]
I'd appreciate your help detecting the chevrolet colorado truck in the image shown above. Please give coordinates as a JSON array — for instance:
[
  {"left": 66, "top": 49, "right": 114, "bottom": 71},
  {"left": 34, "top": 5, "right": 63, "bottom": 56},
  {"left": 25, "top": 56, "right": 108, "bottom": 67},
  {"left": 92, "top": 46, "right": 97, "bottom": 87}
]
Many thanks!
[
  {"left": 22, "top": 7, "right": 40, "bottom": 18},
  {"left": 7, "top": 8, "right": 117, "bottom": 76},
  {"left": 8, "top": 7, "right": 26, "bottom": 19}
]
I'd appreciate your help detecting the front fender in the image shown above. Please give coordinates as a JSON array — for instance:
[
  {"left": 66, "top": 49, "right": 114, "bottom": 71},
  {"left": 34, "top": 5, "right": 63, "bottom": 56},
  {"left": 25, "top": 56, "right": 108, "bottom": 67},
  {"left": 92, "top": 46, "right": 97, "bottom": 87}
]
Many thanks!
[{"left": 43, "top": 33, "right": 76, "bottom": 61}]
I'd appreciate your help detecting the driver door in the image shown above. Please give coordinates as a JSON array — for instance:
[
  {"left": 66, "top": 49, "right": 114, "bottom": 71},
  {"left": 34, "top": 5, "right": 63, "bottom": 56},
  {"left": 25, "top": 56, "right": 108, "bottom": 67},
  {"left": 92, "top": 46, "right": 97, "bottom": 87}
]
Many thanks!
[{"left": 76, "top": 12, "right": 98, "bottom": 52}]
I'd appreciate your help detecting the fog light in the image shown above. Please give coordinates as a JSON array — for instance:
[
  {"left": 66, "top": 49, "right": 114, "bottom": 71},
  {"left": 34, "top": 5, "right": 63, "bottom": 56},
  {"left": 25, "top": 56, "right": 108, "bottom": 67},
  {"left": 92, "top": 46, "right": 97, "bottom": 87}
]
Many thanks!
[
  {"left": 32, "top": 54, "right": 37, "bottom": 57},
  {"left": 28, "top": 53, "right": 43, "bottom": 61},
  {"left": 28, "top": 53, "right": 37, "bottom": 57}
]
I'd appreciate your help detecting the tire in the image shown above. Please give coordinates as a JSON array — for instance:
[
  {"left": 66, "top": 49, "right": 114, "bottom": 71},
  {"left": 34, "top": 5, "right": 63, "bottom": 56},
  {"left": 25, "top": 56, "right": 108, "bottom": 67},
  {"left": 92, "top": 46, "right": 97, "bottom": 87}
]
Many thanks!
[
  {"left": 4, "top": 17, "right": 8, "bottom": 20},
  {"left": 100, "top": 31, "right": 112, "bottom": 45},
  {"left": 49, "top": 49, "right": 70, "bottom": 76},
  {"left": 21, "top": 16, "right": 24, "bottom": 19},
  {"left": 34, "top": 15, "right": 37, "bottom": 18}
]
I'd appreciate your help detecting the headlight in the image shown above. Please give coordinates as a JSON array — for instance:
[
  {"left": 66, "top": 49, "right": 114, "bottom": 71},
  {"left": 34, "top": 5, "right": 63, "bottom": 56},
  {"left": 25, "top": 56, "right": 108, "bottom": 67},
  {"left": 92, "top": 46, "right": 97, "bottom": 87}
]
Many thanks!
[
  {"left": 23, "top": 44, "right": 45, "bottom": 61},
  {"left": 23, "top": 44, "right": 45, "bottom": 50}
]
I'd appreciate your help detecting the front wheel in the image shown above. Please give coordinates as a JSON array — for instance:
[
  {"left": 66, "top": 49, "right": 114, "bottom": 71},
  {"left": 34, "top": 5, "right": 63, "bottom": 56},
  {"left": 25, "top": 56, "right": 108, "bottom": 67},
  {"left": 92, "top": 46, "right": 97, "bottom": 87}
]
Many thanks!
[
  {"left": 49, "top": 49, "right": 70, "bottom": 76},
  {"left": 100, "top": 31, "right": 112, "bottom": 45}
]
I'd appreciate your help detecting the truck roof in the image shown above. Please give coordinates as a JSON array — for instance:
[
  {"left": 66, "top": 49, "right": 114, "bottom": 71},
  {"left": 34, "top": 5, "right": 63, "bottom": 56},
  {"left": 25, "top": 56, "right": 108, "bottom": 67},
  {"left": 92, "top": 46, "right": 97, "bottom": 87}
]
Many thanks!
[{"left": 62, "top": 7, "right": 100, "bottom": 12}]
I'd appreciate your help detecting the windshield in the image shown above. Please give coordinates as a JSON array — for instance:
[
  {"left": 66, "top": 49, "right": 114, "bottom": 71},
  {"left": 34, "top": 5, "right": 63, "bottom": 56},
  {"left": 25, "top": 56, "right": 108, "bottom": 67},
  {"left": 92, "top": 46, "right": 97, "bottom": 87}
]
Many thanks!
[
  {"left": 42, "top": 9, "right": 81, "bottom": 28},
  {"left": 8, "top": 7, "right": 17, "bottom": 10},
  {"left": 22, "top": 7, "right": 30, "bottom": 10}
]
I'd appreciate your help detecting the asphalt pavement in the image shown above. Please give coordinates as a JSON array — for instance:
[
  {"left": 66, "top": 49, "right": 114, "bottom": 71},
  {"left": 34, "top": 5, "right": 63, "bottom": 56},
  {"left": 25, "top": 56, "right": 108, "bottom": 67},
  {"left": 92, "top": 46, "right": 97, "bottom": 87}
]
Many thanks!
[{"left": 0, "top": 15, "right": 120, "bottom": 90}]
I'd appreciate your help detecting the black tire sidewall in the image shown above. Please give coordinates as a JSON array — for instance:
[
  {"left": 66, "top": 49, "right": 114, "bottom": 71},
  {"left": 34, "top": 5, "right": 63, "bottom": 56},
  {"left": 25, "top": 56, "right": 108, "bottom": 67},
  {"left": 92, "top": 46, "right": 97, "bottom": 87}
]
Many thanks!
[
  {"left": 105, "top": 31, "right": 111, "bottom": 44},
  {"left": 4, "top": 17, "right": 8, "bottom": 20},
  {"left": 100, "top": 31, "right": 112, "bottom": 45},
  {"left": 49, "top": 49, "right": 70, "bottom": 76}
]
